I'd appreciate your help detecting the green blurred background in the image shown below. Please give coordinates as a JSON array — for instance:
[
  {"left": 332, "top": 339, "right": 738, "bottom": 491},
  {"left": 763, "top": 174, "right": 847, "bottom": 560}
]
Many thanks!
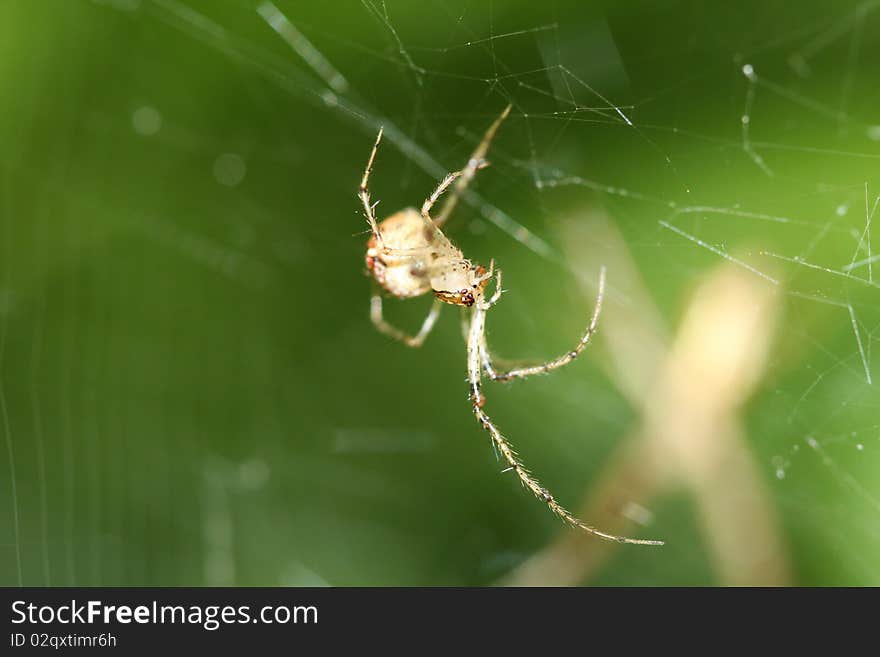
[{"left": 0, "top": 0, "right": 878, "bottom": 586}]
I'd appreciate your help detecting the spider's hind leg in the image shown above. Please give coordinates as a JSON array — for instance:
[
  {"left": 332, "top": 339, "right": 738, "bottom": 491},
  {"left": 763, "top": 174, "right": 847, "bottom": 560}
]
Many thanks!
[
  {"left": 433, "top": 104, "right": 512, "bottom": 228},
  {"left": 359, "top": 128, "right": 387, "bottom": 248},
  {"left": 370, "top": 295, "right": 442, "bottom": 348}
]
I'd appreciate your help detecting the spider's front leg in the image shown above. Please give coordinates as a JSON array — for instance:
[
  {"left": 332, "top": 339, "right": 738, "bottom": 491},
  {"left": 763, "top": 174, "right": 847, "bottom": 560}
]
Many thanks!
[
  {"left": 479, "top": 263, "right": 503, "bottom": 308},
  {"left": 480, "top": 267, "right": 606, "bottom": 382}
]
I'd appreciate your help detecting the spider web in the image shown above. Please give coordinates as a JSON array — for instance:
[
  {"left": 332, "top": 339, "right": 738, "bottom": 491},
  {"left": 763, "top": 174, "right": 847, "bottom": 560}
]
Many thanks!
[{"left": 0, "top": 0, "right": 878, "bottom": 586}]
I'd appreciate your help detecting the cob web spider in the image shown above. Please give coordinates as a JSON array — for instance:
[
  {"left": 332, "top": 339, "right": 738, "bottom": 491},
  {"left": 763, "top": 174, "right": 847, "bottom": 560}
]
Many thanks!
[{"left": 359, "top": 106, "right": 662, "bottom": 545}]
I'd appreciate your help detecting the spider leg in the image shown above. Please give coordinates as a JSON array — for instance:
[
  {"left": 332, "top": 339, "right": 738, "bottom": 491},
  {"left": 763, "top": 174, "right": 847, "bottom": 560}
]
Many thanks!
[
  {"left": 481, "top": 266, "right": 503, "bottom": 309},
  {"left": 371, "top": 295, "right": 442, "bottom": 348},
  {"left": 358, "top": 130, "right": 446, "bottom": 258},
  {"left": 359, "top": 128, "right": 386, "bottom": 248},
  {"left": 421, "top": 171, "right": 463, "bottom": 220},
  {"left": 466, "top": 303, "right": 662, "bottom": 546},
  {"left": 375, "top": 245, "right": 431, "bottom": 258},
  {"left": 481, "top": 267, "right": 606, "bottom": 382},
  {"left": 434, "top": 104, "right": 512, "bottom": 228},
  {"left": 418, "top": 170, "right": 465, "bottom": 240}
]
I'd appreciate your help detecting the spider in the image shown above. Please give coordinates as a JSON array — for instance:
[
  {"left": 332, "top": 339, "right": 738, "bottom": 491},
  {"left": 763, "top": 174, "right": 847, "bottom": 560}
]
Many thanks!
[{"left": 358, "top": 106, "right": 662, "bottom": 546}]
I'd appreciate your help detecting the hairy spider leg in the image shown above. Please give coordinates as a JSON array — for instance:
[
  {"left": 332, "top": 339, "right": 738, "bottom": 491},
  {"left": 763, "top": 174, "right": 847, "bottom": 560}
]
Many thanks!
[
  {"left": 359, "top": 129, "right": 439, "bottom": 259},
  {"left": 480, "top": 267, "right": 607, "bottom": 382},
  {"left": 359, "top": 127, "right": 385, "bottom": 248},
  {"left": 371, "top": 294, "right": 443, "bottom": 348},
  {"left": 480, "top": 264, "right": 502, "bottom": 307},
  {"left": 420, "top": 170, "right": 463, "bottom": 234},
  {"left": 465, "top": 275, "right": 663, "bottom": 545},
  {"left": 434, "top": 104, "right": 512, "bottom": 228}
]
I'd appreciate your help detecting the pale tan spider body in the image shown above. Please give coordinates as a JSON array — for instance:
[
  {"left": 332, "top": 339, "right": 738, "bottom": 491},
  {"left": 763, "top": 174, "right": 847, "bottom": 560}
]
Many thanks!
[
  {"left": 357, "top": 107, "right": 662, "bottom": 546},
  {"left": 366, "top": 207, "right": 490, "bottom": 307},
  {"left": 365, "top": 208, "right": 434, "bottom": 299}
]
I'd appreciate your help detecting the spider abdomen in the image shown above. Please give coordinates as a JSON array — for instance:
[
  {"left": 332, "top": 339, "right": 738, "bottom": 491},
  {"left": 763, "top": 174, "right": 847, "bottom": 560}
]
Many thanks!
[{"left": 366, "top": 207, "right": 434, "bottom": 299}]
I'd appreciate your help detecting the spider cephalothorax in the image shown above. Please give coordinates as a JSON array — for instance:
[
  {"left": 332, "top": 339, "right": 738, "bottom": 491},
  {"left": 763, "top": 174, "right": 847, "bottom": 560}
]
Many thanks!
[
  {"left": 357, "top": 106, "right": 662, "bottom": 546},
  {"left": 430, "top": 261, "right": 491, "bottom": 307}
]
